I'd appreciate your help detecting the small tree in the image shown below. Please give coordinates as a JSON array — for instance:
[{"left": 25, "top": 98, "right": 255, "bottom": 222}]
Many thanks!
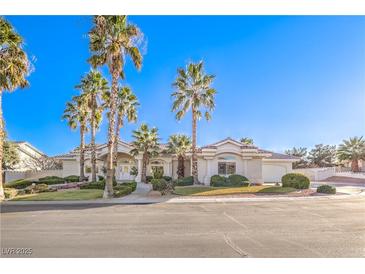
[
  {"left": 337, "top": 136, "right": 365, "bottom": 172},
  {"left": 285, "top": 147, "right": 308, "bottom": 169},
  {"left": 308, "top": 144, "right": 336, "bottom": 167},
  {"left": 130, "top": 124, "right": 160, "bottom": 183}
]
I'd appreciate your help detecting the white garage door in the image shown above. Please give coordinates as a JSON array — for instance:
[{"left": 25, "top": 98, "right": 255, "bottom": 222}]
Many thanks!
[{"left": 262, "top": 164, "right": 287, "bottom": 183}]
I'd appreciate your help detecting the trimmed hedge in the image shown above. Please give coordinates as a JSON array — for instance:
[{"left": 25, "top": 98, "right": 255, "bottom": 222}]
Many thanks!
[
  {"left": 113, "top": 181, "right": 137, "bottom": 197},
  {"left": 5, "top": 179, "right": 36, "bottom": 189},
  {"left": 175, "top": 176, "right": 194, "bottom": 186},
  {"left": 210, "top": 174, "right": 249, "bottom": 187},
  {"left": 64, "top": 175, "right": 80, "bottom": 183},
  {"left": 163, "top": 176, "right": 172, "bottom": 182},
  {"left": 38, "top": 176, "right": 65, "bottom": 185},
  {"left": 317, "top": 185, "right": 336, "bottom": 194},
  {"left": 80, "top": 179, "right": 117, "bottom": 190},
  {"left": 281, "top": 173, "right": 310, "bottom": 189}
]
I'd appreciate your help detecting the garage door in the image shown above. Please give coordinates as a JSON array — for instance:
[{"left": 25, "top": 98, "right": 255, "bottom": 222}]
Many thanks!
[{"left": 262, "top": 164, "right": 287, "bottom": 183}]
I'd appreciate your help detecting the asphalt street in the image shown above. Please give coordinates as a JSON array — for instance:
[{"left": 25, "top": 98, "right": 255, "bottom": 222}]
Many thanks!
[{"left": 1, "top": 196, "right": 365, "bottom": 257}]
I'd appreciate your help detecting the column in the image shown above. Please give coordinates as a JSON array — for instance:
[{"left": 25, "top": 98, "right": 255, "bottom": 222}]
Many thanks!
[{"left": 135, "top": 156, "right": 142, "bottom": 183}]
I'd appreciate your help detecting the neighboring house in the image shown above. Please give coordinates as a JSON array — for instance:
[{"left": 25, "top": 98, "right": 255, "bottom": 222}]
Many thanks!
[
  {"left": 341, "top": 159, "right": 365, "bottom": 172},
  {"left": 56, "top": 137, "right": 299, "bottom": 184},
  {"left": 11, "top": 141, "right": 46, "bottom": 171}
]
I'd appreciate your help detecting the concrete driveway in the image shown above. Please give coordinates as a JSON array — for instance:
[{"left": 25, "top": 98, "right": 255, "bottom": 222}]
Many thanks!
[{"left": 1, "top": 195, "right": 364, "bottom": 258}]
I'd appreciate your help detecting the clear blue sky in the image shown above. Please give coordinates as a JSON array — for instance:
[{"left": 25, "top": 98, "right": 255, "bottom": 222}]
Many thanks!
[{"left": 4, "top": 16, "right": 365, "bottom": 156}]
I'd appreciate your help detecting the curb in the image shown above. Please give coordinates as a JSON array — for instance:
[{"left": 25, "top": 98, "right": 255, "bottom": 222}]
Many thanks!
[{"left": 1, "top": 191, "right": 364, "bottom": 206}]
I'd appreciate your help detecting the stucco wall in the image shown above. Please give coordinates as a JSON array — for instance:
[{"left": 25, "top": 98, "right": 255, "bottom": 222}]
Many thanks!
[
  {"left": 62, "top": 160, "right": 79, "bottom": 177},
  {"left": 5, "top": 169, "right": 63, "bottom": 183},
  {"left": 246, "top": 158, "right": 263, "bottom": 183}
]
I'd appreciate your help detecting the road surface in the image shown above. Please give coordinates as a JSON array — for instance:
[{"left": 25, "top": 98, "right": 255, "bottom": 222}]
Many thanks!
[{"left": 1, "top": 196, "right": 365, "bottom": 257}]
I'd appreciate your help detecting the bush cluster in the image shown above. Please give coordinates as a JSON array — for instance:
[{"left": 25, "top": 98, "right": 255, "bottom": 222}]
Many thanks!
[
  {"left": 151, "top": 178, "right": 174, "bottom": 195},
  {"left": 210, "top": 174, "right": 249, "bottom": 187},
  {"left": 113, "top": 181, "right": 137, "bottom": 197},
  {"left": 317, "top": 185, "right": 336, "bottom": 194},
  {"left": 281, "top": 173, "right": 310, "bottom": 189},
  {"left": 4, "top": 188, "right": 18, "bottom": 199},
  {"left": 64, "top": 175, "right": 80, "bottom": 183},
  {"left": 38, "top": 176, "right": 65, "bottom": 185},
  {"left": 5, "top": 179, "right": 36, "bottom": 189},
  {"left": 146, "top": 176, "right": 153, "bottom": 183},
  {"left": 163, "top": 176, "right": 172, "bottom": 182},
  {"left": 80, "top": 178, "right": 117, "bottom": 190},
  {"left": 174, "top": 176, "right": 194, "bottom": 186}
]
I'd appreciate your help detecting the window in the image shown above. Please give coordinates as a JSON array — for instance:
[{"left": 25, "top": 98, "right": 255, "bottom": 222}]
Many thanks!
[
  {"left": 218, "top": 162, "right": 236, "bottom": 175},
  {"left": 218, "top": 156, "right": 236, "bottom": 161}
]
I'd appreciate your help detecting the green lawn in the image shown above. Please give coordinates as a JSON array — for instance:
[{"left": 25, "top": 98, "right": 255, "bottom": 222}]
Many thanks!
[
  {"left": 174, "top": 186, "right": 296, "bottom": 196},
  {"left": 11, "top": 189, "right": 103, "bottom": 201}
]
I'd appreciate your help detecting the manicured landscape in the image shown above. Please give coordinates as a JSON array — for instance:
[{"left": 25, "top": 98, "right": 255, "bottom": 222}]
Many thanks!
[
  {"left": 174, "top": 185, "right": 296, "bottom": 196},
  {"left": 11, "top": 189, "right": 103, "bottom": 201}
]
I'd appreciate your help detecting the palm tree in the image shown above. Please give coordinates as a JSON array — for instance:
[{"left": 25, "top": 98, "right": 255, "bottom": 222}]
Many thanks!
[
  {"left": 130, "top": 124, "right": 160, "bottom": 183},
  {"left": 337, "top": 136, "right": 365, "bottom": 172},
  {"left": 114, "top": 87, "right": 139, "bottom": 169},
  {"left": 166, "top": 134, "right": 192, "bottom": 179},
  {"left": 89, "top": 15, "right": 143, "bottom": 198},
  {"left": 0, "top": 17, "right": 31, "bottom": 200},
  {"left": 76, "top": 70, "right": 109, "bottom": 182},
  {"left": 240, "top": 137, "right": 254, "bottom": 145},
  {"left": 171, "top": 61, "right": 216, "bottom": 184},
  {"left": 62, "top": 96, "right": 89, "bottom": 181}
]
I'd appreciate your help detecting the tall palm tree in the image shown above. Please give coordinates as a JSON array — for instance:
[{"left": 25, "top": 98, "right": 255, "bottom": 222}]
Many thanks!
[
  {"left": 62, "top": 96, "right": 89, "bottom": 181},
  {"left": 89, "top": 15, "right": 143, "bottom": 198},
  {"left": 76, "top": 70, "right": 109, "bottom": 182},
  {"left": 114, "top": 86, "right": 139, "bottom": 169},
  {"left": 171, "top": 61, "right": 216, "bottom": 184},
  {"left": 130, "top": 124, "right": 160, "bottom": 183},
  {"left": 166, "top": 134, "right": 192, "bottom": 179},
  {"left": 337, "top": 136, "right": 365, "bottom": 172},
  {"left": 0, "top": 17, "right": 31, "bottom": 200}
]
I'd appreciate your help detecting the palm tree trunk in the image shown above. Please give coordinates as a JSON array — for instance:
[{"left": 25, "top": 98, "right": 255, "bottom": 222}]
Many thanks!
[
  {"left": 79, "top": 124, "right": 86, "bottom": 181},
  {"left": 191, "top": 109, "right": 198, "bottom": 184},
  {"left": 177, "top": 155, "right": 185, "bottom": 179},
  {"left": 91, "top": 97, "right": 97, "bottom": 182},
  {"left": 0, "top": 90, "right": 5, "bottom": 200},
  {"left": 141, "top": 150, "right": 147, "bottom": 183},
  {"left": 351, "top": 159, "right": 360, "bottom": 172},
  {"left": 104, "top": 65, "right": 118, "bottom": 198},
  {"left": 113, "top": 113, "right": 122, "bottom": 179}
]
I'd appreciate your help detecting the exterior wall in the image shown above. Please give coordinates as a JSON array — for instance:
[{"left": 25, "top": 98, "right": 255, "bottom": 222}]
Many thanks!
[
  {"left": 5, "top": 169, "right": 63, "bottom": 183},
  {"left": 262, "top": 161, "right": 292, "bottom": 183},
  {"left": 62, "top": 160, "right": 79, "bottom": 178},
  {"left": 12, "top": 143, "right": 45, "bottom": 171},
  {"left": 246, "top": 158, "right": 263, "bottom": 183}
]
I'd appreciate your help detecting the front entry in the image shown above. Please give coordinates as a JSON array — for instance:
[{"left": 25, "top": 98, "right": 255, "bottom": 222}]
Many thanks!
[{"left": 118, "top": 165, "right": 134, "bottom": 181}]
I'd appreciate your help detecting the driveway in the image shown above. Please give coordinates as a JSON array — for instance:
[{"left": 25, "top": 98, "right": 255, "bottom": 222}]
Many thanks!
[{"left": 1, "top": 195, "right": 364, "bottom": 258}]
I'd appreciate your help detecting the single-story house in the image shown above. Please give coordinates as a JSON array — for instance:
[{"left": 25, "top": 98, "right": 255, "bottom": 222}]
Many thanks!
[{"left": 56, "top": 137, "right": 299, "bottom": 184}]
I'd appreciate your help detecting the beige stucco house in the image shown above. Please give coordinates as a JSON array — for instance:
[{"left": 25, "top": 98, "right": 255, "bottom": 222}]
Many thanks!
[{"left": 56, "top": 137, "right": 298, "bottom": 184}]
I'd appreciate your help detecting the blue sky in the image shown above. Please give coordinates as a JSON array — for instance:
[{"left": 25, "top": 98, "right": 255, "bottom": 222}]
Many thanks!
[{"left": 3, "top": 16, "right": 365, "bottom": 156}]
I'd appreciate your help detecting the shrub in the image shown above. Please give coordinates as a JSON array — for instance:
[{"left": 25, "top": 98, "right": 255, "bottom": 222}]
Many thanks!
[
  {"left": 146, "top": 176, "right": 153, "bottom": 183},
  {"left": 98, "top": 175, "right": 104, "bottom": 181},
  {"left": 4, "top": 188, "right": 18, "bottom": 199},
  {"left": 5, "top": 179, "right": 35, "bottom": 189},
  {"left": 34, "top": 183, "right": 49, "bottom": 193},
  {"left": 175, "top": 176, "right": 194, "bottom": 186},
  {"left": 210, "top": 174, "right": 249, "bottom": 187},
  {"left": 64, "top": 175, "right": 80, "bottom": 183},
  {"left": 228, "top": 174, "right": 249, "bottom": 186},
  {"left": 163, "top": 176, "right": 172, "bottom": 182},
  {"left": 151, "top": 178, "right": 174, "bottom": 195},
  {"left": 130, "top": 166, "right": 138, "bottom": 176},
  {"left": 113, "top": 182, "right": 137, "bottom": 197},
  {"left": 317, "top": 185, "right": 336, "bottom": 194},
  {"left": 80, "top": 179, "right": 117, "bottom": 190},
  {"left": 281, "top": 173, "right": 310, "bottom": 189},
  {"left": 38, "top": 176, "right": 65, "bottom": 185},
  {"left": 152, "top": 167, "right": 164, "bottom": 179}
]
